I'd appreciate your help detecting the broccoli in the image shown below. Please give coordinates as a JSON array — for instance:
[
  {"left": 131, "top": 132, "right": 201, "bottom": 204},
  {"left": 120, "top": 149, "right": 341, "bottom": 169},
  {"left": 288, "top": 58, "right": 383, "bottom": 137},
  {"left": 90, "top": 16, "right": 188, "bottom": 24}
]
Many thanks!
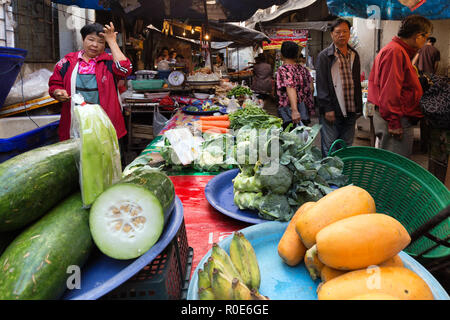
[
  {"left": 256, "top": 162, "right": 293, "bottom": 195},
  {"left": 234, "top": 191, "right": 263, "bottom": 211},
  {"left": 233, "top": 172, "right": 263, "bottom": 193}
]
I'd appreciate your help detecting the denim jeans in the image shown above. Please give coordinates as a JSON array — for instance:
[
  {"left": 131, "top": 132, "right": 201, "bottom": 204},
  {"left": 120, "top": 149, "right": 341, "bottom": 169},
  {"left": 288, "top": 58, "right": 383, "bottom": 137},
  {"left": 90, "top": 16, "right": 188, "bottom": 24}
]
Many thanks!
[
  {"left": 278, "top": 102, "right": 310, "bottom": 130},
  {"left": 320, "top": 113, "right": 357, "bottom": 157}
]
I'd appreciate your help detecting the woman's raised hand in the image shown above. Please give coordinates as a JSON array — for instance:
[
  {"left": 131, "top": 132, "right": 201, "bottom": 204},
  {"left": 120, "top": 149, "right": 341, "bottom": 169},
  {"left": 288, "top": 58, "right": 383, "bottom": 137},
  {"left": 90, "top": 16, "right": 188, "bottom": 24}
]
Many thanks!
[{"left": 100, "top": 22, "right": 118, "bottom": 44}]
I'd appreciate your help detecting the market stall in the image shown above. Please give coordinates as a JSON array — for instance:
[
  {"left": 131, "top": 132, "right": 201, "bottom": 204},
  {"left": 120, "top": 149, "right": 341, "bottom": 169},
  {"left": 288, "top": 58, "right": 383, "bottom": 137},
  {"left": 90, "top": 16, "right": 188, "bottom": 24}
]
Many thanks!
[
  {"left": 0, "top": 0, "right": 449, "bottom": 303},
  {"left": 0, "top": 62, "right": 449, "bottom": 301},
  {"left": 120, "top": 94, "right": 450, "bottom": 300}
]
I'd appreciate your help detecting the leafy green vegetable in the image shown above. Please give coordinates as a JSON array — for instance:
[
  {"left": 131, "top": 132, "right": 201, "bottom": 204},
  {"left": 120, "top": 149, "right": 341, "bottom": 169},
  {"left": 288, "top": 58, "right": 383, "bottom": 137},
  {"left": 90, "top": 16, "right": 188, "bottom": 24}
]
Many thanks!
[
  {"left": 229, "top": 106, "right": 282, "bottom": 130},
  {"left": 233, "top": 191, "right": 263, "bottom": 211},
  {"left": 232, "top": 123, "right": 349, "bottom": 222},
  {"left": 256, "top": 162, "right": 293, "bottom": 195},
  {"left": 257, "top": 193, "right": 293, "bottom": 221},
  {"left": 227, "top": 86, "right": 253, "bottom": 98},
  {"left": 233, "top": 172, "right": 263, "bottom": 193}
]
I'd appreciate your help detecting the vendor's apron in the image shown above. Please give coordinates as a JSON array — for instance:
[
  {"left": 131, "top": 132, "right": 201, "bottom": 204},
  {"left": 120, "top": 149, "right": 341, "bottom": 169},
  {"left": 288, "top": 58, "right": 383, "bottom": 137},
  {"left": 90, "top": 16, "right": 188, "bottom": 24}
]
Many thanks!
[{"left": 69, "top": 62, "right": 99, "bottom": 137}]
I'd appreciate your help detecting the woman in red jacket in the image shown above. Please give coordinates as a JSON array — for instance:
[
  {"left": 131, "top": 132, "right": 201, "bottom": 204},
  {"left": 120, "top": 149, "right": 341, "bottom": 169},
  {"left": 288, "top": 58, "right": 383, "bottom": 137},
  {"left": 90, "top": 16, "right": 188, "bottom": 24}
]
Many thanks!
[{"left": 48, "top": 22, "right": 132, "bottom": 142}]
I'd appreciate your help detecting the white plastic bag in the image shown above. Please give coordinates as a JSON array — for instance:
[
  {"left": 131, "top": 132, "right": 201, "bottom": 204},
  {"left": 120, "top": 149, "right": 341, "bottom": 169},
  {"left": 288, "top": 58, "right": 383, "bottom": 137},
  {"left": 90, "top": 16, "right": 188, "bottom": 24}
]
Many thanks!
[
  {"left": 153, "top": 105, "right": 169, "bottom": 136},
  {"left": 4, "top": 68, "right": 53, "bottom": 106},
  {"left": 70, "top": 94, "right": 122, "bottom": 208}
]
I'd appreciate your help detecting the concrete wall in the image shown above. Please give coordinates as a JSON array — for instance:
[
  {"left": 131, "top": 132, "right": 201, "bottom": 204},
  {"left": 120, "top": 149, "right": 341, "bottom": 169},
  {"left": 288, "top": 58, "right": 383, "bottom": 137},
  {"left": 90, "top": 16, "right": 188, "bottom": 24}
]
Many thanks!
[
  {"left": 0, "top": 3, "right": 14, "bottom": 47},
  {"left": 354, "top": 18, "right": 450, "bottom": 77},
  {"left": 58, "top": 4, "right": 96, "bottom": 59}
]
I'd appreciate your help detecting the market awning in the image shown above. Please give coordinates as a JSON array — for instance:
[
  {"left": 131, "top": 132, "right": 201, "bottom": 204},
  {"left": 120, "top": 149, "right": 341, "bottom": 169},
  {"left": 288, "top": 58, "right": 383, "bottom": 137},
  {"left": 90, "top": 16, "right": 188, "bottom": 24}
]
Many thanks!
[
  {"left": 159, "top": 20, "right": 270, "bottom": 47},
  {"left": 246, "top": 0, "right": 320, "bottom": 29},
  {"left": 51, "top": 0, "right": 290, "bottom": 22},
  {"left": 326, "top": 0, "right": 450, "bottom": 20},
  {"left": 51, "top": 0, "right": 111, "bottom": 10}
]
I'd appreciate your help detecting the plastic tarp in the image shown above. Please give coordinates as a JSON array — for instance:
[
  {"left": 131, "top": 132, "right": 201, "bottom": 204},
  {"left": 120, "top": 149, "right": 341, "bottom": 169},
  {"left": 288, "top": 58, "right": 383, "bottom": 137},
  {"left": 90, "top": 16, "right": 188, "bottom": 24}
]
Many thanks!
[
  {"left": 52, "top": 0, "right": 289, "bottom": 22},
  {"left": 326, "top": 0, "right": 450, "bottom": 20},
  {"left": 208, "top": 21, "right": 271, "bottom": 45},
  {"left": 51, "top": 0, "right": 110, "bottom": 10},
  {"left": 246, "top": 0, "right": 320, "bottom": 29}
]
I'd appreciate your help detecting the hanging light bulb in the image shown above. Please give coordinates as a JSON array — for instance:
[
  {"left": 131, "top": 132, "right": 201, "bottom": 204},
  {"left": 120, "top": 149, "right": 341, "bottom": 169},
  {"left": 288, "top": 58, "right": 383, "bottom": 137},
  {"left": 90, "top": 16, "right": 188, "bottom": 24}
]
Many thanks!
[
  {"left": 183, "top": 28, "right": 186, "bottom": 36},
  {"left": 205, "top": 34, "right": 209, "bottom": 40},
  {"left": 191, "top": 27, "right": 195, "bottom": 34}
]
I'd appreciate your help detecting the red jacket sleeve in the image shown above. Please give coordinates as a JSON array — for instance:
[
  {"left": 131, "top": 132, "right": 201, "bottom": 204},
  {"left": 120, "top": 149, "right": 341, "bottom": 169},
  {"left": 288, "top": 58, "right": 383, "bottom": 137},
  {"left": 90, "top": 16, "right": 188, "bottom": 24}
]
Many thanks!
[
  {"left": 112, "top": 58, "right": 132, "bottom": 78},
  {"left": 48, "top": 59, "right": 65, "bottom": 99},
  {"left": 377, "top": 49, "right": 405, "bottom": 130}
]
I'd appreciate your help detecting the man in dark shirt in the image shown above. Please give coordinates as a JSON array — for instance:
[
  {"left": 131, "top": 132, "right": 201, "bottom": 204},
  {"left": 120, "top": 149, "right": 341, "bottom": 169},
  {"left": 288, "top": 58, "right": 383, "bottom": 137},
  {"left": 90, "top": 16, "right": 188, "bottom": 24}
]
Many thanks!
[{"left": 412, "top": 36, "right": 440, "bottom": 74}]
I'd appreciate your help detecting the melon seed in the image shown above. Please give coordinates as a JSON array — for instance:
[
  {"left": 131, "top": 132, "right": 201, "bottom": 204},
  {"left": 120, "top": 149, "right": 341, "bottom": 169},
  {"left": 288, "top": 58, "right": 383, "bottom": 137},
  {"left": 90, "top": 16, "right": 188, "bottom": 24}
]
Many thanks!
[
  {"left": 123, "top": 224, "right": 132, "bottom": 233},
  {"left": 114, "top": 221, "right": 123, "bottom": 231},
  {"left": 120, "top": 204, "right": 131, "bottom": 213}
]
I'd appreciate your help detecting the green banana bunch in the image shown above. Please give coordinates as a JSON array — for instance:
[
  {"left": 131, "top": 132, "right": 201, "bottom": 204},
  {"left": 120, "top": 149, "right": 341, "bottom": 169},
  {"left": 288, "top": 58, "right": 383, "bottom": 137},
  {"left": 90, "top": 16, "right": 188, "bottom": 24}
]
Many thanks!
[
  {"left": 250, "top": 288, "right": 270, "bottom": 300},
  {"left": 196, "top": 234, "right": 267, "bottom": 300},
  {"left": 198, "top": 287, "right": 215, "bottom": 300},
  {"left": 198, "top": 268, "right": 211, "bottom": 289},
  {"left": 231, "top": 278, "right": 252, "bottom": 300},
  {"left": 229, "top": 232, "right": 261, "bottom": 290},
  {"left": 211, "top": 268, "right": 234, "bottom": 300},
  {"left": 211, "top": 243, "right": 243, "bottom": 282}
]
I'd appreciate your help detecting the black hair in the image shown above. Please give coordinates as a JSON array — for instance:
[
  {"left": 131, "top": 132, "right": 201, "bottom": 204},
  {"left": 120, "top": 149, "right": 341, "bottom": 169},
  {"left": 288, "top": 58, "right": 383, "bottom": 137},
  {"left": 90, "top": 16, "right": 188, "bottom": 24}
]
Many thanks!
[
  {"left": 427, "top": 36, "right": 436, "bottom": 43},
  {"left": 397, "top": 15, "right": 433, "bottom": 39},
  {"left": 80, "top": 23, "right": 105, "bottom": 40},
  {"left": 217, "top": 53, "right": 224, "bottom": 60},
  {"left": 281, "top": 41, "right": 299, "bottom": 60},
  {"left": 255, "top": 52, "right": 267, "bottom": 64},
  {"left": 330, "top": 19, "right": 352, "bottom": 32}
]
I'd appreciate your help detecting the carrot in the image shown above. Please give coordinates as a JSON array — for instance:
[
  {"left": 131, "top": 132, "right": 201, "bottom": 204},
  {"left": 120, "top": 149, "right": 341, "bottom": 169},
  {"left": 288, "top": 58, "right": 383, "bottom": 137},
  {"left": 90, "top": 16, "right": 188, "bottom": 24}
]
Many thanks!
[
  {"left": 199, "top": 115, "right": 229, "bottom": 121},
  {"left": 200, "top": 125, "right": 229, "bottom": 133},
  {"left": 199, "top": 120, "right": 230, "bottom": 128}
]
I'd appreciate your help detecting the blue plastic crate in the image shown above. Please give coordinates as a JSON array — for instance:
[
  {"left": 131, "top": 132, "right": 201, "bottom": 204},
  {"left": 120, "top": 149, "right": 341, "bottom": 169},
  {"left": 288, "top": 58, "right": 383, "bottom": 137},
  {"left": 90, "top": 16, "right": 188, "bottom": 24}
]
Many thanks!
[{"left": 0, "top": 116, "right": 60, "bottom": 163}]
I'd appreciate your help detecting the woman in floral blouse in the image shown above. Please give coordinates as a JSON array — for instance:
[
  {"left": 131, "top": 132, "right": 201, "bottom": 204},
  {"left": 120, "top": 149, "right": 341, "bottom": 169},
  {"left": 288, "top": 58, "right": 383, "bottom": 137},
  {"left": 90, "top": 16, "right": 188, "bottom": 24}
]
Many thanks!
[{"left": 276, "top": 41, "right": 314, "bottom": 128}]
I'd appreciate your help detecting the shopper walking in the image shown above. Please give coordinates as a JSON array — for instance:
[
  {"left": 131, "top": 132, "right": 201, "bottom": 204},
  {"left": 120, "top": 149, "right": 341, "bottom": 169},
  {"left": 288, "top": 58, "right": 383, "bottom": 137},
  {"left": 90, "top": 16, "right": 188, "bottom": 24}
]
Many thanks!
[
  {"left": 315, "top": 19, "right": 363, "bottom": 157},
  {"left": 276, "top": 41, "right": 314, "bottom": 129}
]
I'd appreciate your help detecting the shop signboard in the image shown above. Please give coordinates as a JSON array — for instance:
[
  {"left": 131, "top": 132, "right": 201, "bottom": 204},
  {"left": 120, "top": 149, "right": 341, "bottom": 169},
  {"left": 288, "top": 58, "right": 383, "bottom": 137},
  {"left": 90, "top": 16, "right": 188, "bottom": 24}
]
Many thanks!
[{"left": 263, "top": 29, "right": 308, "bottom": 50}]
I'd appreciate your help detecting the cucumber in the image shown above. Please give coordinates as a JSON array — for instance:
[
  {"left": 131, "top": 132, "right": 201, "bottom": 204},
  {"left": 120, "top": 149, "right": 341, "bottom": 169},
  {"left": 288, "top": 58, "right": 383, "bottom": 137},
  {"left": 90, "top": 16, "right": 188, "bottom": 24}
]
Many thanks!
[
  {"left": 89, "top": 168, "right": 175, "bottom": 260},
  {"left": 0, "top": 193, "right": 93, "bottom": 300},
  {"left": 0, "top": 139, "right": 79, "bottom": 232},
  {"left": 0, "top": 231, "right": 17, "bottom": 256}
]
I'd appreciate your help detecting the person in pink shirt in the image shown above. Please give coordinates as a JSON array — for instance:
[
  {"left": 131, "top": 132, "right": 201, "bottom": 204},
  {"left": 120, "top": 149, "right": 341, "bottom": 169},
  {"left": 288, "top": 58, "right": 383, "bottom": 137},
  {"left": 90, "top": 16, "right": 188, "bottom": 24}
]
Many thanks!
[{"left": 368, "top": 15, "right": 433, "bottom": 158}]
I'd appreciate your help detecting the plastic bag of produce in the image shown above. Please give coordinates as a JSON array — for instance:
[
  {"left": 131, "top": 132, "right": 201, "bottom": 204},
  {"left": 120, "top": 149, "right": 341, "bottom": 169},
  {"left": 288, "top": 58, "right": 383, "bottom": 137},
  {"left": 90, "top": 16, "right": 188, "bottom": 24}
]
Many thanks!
[{"left": 70, "top": 94, "right": 122, "bottom": 208}]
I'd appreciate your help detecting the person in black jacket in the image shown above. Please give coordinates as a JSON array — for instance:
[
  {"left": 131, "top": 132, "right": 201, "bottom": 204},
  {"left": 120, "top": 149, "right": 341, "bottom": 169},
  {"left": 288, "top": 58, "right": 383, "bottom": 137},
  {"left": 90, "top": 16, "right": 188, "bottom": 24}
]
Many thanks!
[{"left": 316, "top": 19, "right": 363, "bottom": 157}]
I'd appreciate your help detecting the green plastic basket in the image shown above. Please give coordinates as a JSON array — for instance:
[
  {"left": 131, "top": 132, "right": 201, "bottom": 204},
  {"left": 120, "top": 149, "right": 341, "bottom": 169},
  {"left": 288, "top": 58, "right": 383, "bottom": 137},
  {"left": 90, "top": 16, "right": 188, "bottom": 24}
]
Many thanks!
[
  {"left": 329, "top": 139, "right": 450, "bottom": 259},
  {"left": 131, "top": 79, "right": 165, "bottom": 90}
]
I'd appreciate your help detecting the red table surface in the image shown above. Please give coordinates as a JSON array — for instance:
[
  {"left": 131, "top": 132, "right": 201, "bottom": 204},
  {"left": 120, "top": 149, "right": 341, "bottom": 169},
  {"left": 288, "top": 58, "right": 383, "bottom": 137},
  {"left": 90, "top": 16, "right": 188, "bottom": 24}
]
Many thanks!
[{"left": 169, "top": 175, "right": 251, "bottom": 277}]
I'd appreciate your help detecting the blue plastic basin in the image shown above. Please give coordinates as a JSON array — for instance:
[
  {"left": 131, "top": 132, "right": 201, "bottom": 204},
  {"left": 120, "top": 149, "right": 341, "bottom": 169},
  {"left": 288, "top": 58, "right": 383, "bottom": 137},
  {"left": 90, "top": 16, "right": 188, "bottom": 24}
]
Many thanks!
[
  {"left": 0, "top": 46, "right": 28, "bottom": 58},
  {"left": 0, "top": 53, "right": 26, "bottom": 108}
]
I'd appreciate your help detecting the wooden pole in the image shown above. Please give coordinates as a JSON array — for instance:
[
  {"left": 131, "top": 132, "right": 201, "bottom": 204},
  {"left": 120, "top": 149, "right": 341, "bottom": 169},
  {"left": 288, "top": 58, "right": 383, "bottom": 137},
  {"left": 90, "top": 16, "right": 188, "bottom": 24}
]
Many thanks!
[
  {"left": 202, "top": 0, "right": 213, "bottom": 73},
  {"left": 121, "top": 17, "right": 127, "bottom": 55}
]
